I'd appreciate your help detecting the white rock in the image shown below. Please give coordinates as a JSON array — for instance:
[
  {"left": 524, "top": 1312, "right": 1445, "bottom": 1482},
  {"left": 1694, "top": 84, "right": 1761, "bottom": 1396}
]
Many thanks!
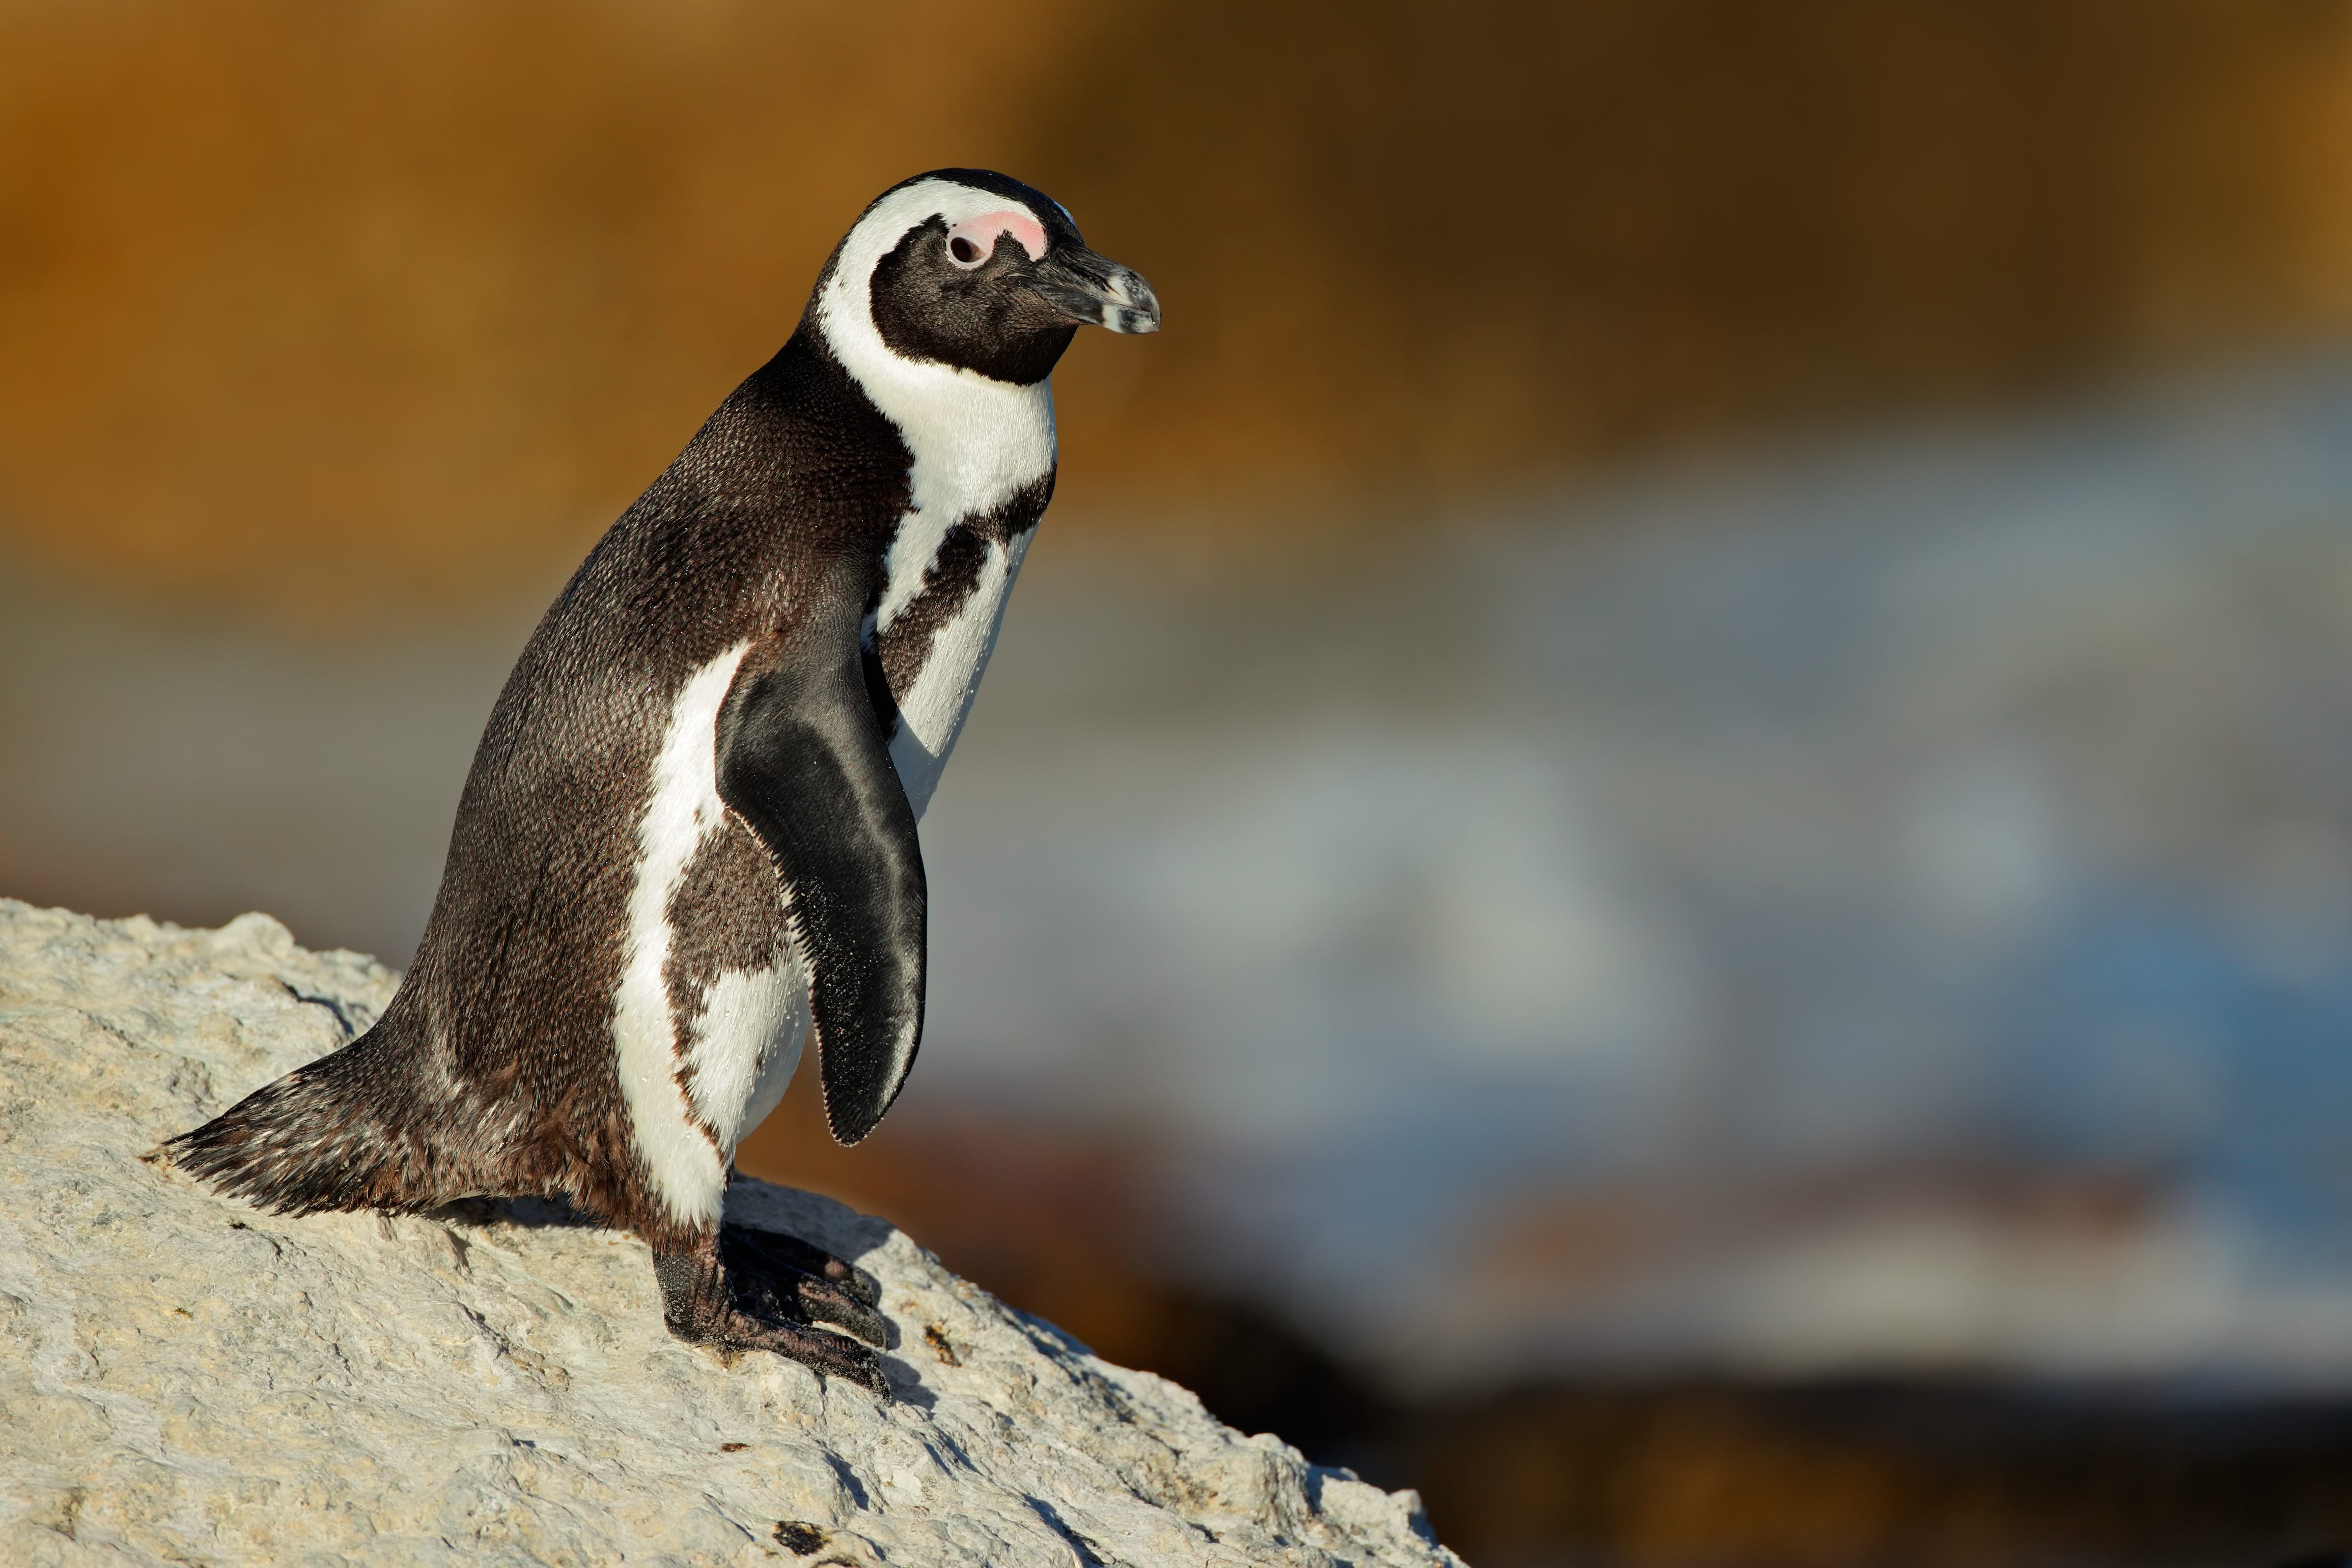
[{"left": 0, "top": 900, "right": 1461, "bottom": 1568}]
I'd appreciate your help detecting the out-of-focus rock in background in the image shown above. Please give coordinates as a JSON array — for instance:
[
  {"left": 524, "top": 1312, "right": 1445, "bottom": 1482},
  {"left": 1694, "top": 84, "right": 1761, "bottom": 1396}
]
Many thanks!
[
  {"left": 17, "top": 4, "right": 2352, "bottom": 1563},
  {"left": 0, "top": 900, "right": 1454, "bottom": 1568}
]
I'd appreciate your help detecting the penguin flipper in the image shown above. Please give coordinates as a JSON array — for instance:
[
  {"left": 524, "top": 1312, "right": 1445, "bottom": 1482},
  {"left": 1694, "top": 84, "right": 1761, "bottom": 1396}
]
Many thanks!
[{"left": 716, "top": 580, "right": 926, "bottom": 1149}]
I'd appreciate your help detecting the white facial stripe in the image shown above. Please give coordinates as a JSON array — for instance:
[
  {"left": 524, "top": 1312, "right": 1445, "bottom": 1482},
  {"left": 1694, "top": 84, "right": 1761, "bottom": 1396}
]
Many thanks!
[
  {"left": 611, "top": 643, "right": 748, "bottom": 1229},
  {"left": 815, "top": 179, "right": 1058, "bottom": 621},
  {"left": 886, "top": 528, "right": 1031, "bottom": 819}
]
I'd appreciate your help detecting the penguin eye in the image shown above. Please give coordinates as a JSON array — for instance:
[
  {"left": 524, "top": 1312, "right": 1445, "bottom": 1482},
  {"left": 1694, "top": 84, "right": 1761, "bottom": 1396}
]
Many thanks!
[{"left": 943, "top": 209, "right": 1042, "bottom": 270}]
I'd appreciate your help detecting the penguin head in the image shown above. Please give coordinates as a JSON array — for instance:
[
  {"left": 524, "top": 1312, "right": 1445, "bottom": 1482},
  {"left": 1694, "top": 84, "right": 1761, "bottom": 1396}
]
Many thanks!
[{"left": 810, "top": 170, "right": 1159, "bottom": 394}]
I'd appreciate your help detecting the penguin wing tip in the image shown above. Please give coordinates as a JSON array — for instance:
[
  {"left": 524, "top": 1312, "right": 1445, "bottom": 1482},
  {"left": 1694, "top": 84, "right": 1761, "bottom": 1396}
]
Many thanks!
[{"left": 821, "top": 1101, "right": 878, "bottom": 1149}]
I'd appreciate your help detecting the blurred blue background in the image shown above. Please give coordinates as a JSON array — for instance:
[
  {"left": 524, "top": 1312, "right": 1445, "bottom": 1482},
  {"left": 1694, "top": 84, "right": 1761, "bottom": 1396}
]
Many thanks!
[{"left": 14, "top": 356, "right": 2352, "bottom": 1405}]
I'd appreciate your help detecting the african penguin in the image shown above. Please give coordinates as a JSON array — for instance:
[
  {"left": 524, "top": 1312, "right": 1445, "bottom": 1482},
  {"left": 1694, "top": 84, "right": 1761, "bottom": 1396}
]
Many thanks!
[{"left": 167, "top": 170, "right": 1160, "bottom": 1393}]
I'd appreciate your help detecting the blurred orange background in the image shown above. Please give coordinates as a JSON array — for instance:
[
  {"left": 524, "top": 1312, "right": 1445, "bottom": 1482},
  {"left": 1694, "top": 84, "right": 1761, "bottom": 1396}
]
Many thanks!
[{"left": 9, "top": 0, "right": 2352, "bottom": 617}]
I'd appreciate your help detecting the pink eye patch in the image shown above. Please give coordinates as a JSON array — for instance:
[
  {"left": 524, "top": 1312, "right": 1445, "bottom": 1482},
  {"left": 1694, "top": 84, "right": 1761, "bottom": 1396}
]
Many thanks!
[{"left": 945, "top": 209, "right": 1047, "bottom": 268}]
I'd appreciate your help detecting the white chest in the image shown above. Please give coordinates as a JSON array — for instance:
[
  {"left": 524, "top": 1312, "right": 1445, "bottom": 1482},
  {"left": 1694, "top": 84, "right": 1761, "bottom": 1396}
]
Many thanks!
[
  {"left": 878, "top": 524, "right": 1036, "bottom": 818},
  {"left": 855, "top": 373, "right": 1055, "bottom": 822}
]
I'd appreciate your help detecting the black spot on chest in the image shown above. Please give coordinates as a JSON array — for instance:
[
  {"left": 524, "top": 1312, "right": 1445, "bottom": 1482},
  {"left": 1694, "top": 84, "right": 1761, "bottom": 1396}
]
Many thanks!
[{"left": 663, "top": 818, "right": 794, "bottom": 1030}]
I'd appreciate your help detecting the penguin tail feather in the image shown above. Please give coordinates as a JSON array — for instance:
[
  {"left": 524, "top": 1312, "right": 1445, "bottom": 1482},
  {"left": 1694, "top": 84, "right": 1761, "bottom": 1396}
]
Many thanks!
[{"left": 164, "top": 1032, "right": 471, "bottom": 1216}]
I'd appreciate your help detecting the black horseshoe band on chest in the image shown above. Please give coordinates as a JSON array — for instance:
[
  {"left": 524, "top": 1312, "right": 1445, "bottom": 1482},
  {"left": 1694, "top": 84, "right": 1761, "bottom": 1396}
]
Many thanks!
[{"left": 873, "top": 481, "right": 1051, "bottom": 703}]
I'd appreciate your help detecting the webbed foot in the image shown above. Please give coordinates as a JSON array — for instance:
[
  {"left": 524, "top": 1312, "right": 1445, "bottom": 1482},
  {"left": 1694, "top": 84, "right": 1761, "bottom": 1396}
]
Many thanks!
[
  {"left": 653, "top": 1230, "right": 887, "bottom": 1395},
  {"left": 721, "top": 1222, "right": 890, "bottom": 1349}
]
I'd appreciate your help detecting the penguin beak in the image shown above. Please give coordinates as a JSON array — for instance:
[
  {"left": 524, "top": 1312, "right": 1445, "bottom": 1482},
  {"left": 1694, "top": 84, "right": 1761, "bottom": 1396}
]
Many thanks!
[{"left": 1027, "top": 247, "right": 1161, "bottom": 334}]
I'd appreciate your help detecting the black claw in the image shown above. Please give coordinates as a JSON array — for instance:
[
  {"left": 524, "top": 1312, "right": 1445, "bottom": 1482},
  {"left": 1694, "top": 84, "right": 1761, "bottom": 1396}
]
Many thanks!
[
  {"left": 795, "top": 1277, "right": 890, "bottom": 1349},
  {"left": 755, "top": 1321, "right": 883, "bottom": 1394},
  {"left": 838, "top": 1341, "right": 891, "bottom": 1398},
  {"left": 731, "top": 1314, "right": 886, "bottom": 1395}
]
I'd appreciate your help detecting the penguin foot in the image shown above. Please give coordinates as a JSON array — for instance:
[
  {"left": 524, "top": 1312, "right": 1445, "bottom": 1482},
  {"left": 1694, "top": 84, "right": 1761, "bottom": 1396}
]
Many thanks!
[
  {"left": 720, "top": 1222, "right": 890, "bottom": 1349},
  {"left": 654, "top": 1233, "right": 888, "bottom": 1395},
  {"left": 721, "top": 1220, "right": 881, "bottom": 1305},
  {"left": 710, "top": 1309, "right": 888, "bottom": 1395}
]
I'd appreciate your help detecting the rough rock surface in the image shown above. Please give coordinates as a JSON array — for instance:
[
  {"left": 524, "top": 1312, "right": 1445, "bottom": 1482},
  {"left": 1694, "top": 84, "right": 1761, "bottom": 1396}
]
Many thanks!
[{"left": 0, "top": 901, "right": 1460, "bottom": 1567}]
